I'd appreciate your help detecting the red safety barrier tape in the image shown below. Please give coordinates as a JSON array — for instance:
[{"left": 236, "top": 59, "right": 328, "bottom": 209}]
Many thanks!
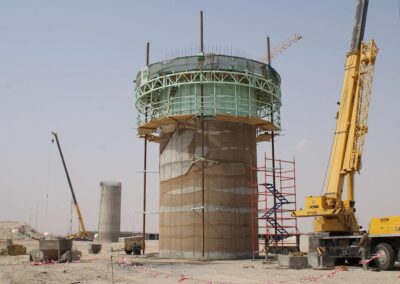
[
  {"left": 177, "top": 275, "right": 190, "bottom": 282},
  {"left": 31, "top": 260, "right": 57, "bottom": 266},
  {"left": 360, "top": 252, "right": 385, "bottom": 264},
  {"left": 264, "top": 266, "right": 347, "bottom": 284},
  {"left": 115, "top": 257, "right": 130, "bottom": 266}
]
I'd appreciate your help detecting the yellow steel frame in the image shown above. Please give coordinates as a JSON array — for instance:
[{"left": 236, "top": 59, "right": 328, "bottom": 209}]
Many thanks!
[
  {"left": 369, "top": 216, "right": 400, "bottom": 236},
  {"left": 293, "top": 40, "right": 378, "bottom": 233}
]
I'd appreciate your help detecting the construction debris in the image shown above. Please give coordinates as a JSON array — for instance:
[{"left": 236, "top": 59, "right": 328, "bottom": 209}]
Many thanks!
[
  {"left": 0, "top": 221, "right": 44, "bottom": 240},
  {"left": 0, "top": 239, "right": 26, "bottom": 256},
  {"left": 60, "top": 250, "right": 82, "bottom": 262},
  {"left": 7, "top": 244, "right": 26, "bottom": 255}
]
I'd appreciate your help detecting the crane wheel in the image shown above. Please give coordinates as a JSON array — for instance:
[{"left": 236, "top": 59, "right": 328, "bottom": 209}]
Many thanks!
[{"left": 374, "top": 243, "right": 395, "bottom": 270}]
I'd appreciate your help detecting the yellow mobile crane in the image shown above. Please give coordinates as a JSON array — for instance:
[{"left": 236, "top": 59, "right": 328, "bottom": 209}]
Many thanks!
[
  {"left": 52, "top": 132, "right": 90, "bottom": 240},
  {"left": 293, "top": 0, "right": 400, "bottom": 270}
]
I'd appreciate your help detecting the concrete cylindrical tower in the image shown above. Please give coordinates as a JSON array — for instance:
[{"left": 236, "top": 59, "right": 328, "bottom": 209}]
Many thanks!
[
  {"left": 98, "top": 181, "right": 121, "bottom": 242},
  {"left": 159, "top": 119, "right": 257, "bottom": 258},
  {"left": 135, "top": 54, "right": 282, "bottom": 259}
]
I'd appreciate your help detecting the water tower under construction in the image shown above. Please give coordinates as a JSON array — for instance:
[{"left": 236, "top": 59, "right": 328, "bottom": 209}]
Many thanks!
[{"left": 135, "top": 25, "right": 282, "bottom": 259}]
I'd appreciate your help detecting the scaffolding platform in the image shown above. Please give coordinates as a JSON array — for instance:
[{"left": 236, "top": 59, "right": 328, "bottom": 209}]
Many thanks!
[{"left": 251, "top": 154, "right": 300, "bottom": 257}]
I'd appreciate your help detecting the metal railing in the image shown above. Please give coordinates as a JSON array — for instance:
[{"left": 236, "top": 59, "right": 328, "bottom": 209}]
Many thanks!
[{"left": 135, "top": 59, "right": 282, "bottom": 129}]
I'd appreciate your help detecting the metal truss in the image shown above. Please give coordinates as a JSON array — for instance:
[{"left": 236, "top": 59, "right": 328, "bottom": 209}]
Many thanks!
[{"left": 135, "top": 69, "right": 281, "bottom": 128}]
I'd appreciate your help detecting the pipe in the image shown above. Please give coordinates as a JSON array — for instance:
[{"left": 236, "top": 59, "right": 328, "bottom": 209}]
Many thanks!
[
  {"left": 200, "top": 10, "right": 205, "bottom": 258},
  {"left": 267, "top": 36, "right": 271, "bottom": 65},
  {"left": 142, "top": 42, "right": 150, "bottom": 253}
]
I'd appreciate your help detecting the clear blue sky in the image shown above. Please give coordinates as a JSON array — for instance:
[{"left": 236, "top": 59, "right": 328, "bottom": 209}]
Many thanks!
[{"left": 1, "top": 0, "right": 400, "bottom": 234}]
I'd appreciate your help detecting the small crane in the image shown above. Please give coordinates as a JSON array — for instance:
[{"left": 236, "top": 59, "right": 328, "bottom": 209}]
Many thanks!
[
  {"left": 260, "top": 33, "right": 303, "bottom": 63},
  {"left": 51, "top": 131, "right": 90, "bottom": 240}
]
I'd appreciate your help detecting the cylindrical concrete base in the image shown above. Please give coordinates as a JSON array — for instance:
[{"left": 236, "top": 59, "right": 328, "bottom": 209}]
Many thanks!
[
  {"left": 98, "top": 181, "right": 121, "bottom": 242},
  {"left": 159, "top": 119, "right": 258, "bottom": 259}
]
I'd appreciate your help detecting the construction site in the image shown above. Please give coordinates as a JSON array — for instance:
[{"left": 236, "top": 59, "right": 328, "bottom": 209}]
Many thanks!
[{"left": 1, "top": 0, "right": 400, "bottom": 283}]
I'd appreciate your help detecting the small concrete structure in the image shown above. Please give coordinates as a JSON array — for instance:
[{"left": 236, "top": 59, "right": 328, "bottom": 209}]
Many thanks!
[
  {"left": 0, "top": 239, "right": 12, "bottom": 254},
  {"left": 98, "top": 181, "right": 121, "bottom": 242},
  {"left": 299, "top": 233, "right": 327, "bottom": 253},
  {"left": 307, "top": 252, "right": 335, "bottom": 269},
  {"left": 29, "top": 249, "right": 45, "bottom": 261},
  {"left": 39, "top": 239, "right": 73, "bottom": 260},
  {"left": 278, "top": 254, "right": 309, "bottom": 269}
]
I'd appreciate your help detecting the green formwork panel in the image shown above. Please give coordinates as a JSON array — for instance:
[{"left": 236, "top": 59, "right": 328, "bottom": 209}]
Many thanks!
[{"left": 135, "top": 54, "right": 281, "bottom": 129}]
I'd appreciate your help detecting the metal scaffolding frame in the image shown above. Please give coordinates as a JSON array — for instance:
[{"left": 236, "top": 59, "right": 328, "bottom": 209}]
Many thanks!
[
  {"left": 251, "top": 154, "right": 300, "bottom": 257},
  {"left": 136, "top": 69, "right": 281, "bottom": 123},
  {"left": 135, "top": 54, "right": 282, "bottom": 143}
]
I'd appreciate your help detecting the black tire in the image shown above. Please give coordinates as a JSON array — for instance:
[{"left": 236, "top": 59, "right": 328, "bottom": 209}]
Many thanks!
[
  {"left": 346, "top": 258, "right": 360, "bottom": 265},
  {"left": 133, "top": 247, "right": 141, "bottom": 255},
  {"left": 125, "top": 249, "right": 133, "bottom": 255},
  {"left": 374, "top": 243, "right": 395, "bottom": 270}
]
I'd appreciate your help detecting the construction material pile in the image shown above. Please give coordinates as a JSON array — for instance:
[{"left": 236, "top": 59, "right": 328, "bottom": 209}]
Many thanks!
[
  {"left": 0, "top": 239, "right": 26, "bottom": 256},
  {"left": 0, "top": 221, "right": 44, "bottom": 240}
]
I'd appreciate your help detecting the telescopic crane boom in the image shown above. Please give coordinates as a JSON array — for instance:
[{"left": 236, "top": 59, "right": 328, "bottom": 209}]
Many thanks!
[
  {"left": 293, "top": 0, "right": 378, "bottom": 233},
  {"left": 51, "top": 131, "right": 89, "bottom": 240},
  {"left": 290, "top": 1, "right": 400, "bottom": 270}
]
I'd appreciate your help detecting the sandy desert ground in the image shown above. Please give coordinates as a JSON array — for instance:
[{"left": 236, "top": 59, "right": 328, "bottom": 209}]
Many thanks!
[{"left": 0, "top": 239, "right": 400, "bottom": 284}]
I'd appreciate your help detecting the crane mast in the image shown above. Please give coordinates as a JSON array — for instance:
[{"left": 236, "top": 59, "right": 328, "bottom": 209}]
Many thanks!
[
  {"left": 293, "top": 0, "right": 378, "bottom": 233},
  {"left": 52, "top": 131, "right": 89, "bottom": 239}
]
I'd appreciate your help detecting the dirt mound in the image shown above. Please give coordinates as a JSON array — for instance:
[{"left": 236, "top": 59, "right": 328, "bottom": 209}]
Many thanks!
[{"left": 0, "top": 221, "right": 44, "bottom": 240}]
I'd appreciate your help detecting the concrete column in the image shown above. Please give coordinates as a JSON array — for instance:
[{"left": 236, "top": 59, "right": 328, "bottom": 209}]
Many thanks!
[{"left": 98, "top": 181, "right": 121, "bottom": 242}]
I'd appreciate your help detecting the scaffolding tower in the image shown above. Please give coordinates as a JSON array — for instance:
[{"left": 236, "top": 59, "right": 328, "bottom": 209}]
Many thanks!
[{"left": 251, "top": 154, "right": 300, "bottom": 257}]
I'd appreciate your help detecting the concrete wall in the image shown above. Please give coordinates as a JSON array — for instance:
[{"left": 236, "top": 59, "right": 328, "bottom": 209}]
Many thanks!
[
  {"left": 98, "top": 181, "right": 121, "bottom": 242},
  {"left": 159, "top": 119, "right": 258, "bottom": 259}
]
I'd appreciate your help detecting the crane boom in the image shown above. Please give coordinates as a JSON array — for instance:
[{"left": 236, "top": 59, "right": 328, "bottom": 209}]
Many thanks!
[
  {"left": 260, "top": 33, "right": 303, "bottom": 62},
  {"left": 293, "top": 0, "right": 378, "bottom": 233},
  {"left": 51, "top": 131, "right": 89, "bottom": 239}
]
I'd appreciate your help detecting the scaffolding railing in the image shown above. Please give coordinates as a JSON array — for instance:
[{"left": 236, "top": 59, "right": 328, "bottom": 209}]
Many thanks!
[
  {"left": 135, "top": 55, "right": 282, "bottom": 141},
  {"left": 251, "top": 154, "right": 300, "bottom": 257}
]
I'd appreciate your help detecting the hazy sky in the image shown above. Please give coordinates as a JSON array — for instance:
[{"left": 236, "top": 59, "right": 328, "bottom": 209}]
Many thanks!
[{"left": 1, "top": 1, "right": 400, "bottom": 235}]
